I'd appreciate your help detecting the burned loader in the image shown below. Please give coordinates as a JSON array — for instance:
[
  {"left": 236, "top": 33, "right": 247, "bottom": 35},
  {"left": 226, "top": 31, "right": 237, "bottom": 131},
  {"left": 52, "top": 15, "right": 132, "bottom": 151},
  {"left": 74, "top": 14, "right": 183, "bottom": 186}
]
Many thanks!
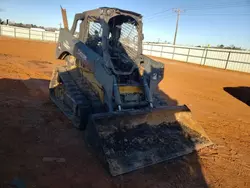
[{"left": 49, "top": 7, "right": 212, "bottom": 176}]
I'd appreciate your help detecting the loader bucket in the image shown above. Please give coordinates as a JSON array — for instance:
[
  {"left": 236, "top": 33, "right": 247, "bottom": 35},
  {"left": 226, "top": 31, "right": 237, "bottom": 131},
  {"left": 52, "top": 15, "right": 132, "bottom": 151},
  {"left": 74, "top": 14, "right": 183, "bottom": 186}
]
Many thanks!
[{"left": 85, "top": 105, "right": 212, "bottom": 176}]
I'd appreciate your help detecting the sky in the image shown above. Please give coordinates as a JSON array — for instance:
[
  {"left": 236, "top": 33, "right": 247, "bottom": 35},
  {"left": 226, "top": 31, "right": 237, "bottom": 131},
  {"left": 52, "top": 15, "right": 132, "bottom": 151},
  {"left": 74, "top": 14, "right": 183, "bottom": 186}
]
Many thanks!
[{"left": 0, "top": 0, "right": 250, "bottom": 48}]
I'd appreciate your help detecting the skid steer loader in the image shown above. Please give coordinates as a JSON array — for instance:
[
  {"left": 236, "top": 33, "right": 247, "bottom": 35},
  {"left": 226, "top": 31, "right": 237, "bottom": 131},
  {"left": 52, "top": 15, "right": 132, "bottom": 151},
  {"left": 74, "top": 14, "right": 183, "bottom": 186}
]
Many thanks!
[{"left": 49, "top": 7, "right": 212, "bottom": 176}]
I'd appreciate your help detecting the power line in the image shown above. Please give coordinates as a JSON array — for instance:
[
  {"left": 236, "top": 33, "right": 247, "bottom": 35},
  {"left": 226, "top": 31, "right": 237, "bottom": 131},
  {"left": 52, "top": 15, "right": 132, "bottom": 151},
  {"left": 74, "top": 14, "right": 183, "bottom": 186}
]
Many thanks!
[
  {"left": 143, "top": 1, "right": 250, "bottom": 21},
  {"left": 146, "top": 2, "right": 248, "bottom": 17},
  {"left": 144, "top": 9, "right": 172, "bottom": 19},
  {"left": 144, "top": 14, "right": 175, "bottom": 23},
  {"left": 144, "top": 13, "right": 250, "bottom": 23},
  {"left": 143, "top": 5, "right": 250, "bottom": 24},
  {"left": 182, "top": 13, "right": 250, "bottom": 16},
  {"left": 186, "top": 4, "right": 250, "bottom": 12},
  {"left": 179, "top": 1, "right": 250, "bottom": 10},
  {"left": 143, "top": 1, "right": 250, "bottom": 41}
]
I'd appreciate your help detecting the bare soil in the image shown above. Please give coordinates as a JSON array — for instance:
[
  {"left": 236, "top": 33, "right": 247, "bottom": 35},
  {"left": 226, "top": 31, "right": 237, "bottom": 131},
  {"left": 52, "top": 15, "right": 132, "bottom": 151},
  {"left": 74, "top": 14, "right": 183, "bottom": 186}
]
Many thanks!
[{"left": 0, "top": 37, "right": 250, "bottom": 188}]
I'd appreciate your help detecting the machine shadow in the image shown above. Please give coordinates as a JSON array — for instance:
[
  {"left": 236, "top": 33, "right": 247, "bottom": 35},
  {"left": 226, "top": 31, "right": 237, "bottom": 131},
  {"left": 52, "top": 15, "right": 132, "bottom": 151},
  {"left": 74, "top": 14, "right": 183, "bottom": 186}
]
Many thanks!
[
  {"left": 0, "top": 77, "right": 209, "bottom": 187},
  {"left": 224, "top": 86, "right": 250, "bottom": 106},
  {"left": 0, "top": 78, "right": 50, "bottom": 186},
  {"left": 0, "top": 78, "right": 50, "bottom": 100}
]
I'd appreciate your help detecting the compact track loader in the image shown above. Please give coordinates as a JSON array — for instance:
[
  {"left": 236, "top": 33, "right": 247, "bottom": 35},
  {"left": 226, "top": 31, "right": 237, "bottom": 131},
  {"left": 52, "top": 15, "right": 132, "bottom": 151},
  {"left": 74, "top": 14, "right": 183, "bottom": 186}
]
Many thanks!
[{"left": 49, "top": 7, "right": 212, "bottom": 176}]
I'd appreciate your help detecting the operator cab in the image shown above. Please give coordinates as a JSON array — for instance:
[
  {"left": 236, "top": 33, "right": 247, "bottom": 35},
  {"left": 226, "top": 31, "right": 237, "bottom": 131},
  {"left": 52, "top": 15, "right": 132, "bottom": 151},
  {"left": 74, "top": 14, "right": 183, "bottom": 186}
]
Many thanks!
[
  {"left": 70, "top": 7, "right": 144, "bottom": 77},
  {"left": 108, "top": 15, "right": 139, "bottom": 73}
]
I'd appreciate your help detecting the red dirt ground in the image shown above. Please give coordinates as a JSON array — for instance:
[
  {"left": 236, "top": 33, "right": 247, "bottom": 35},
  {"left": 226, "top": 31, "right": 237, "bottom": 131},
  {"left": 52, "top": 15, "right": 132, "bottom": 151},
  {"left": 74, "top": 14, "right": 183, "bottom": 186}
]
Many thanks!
[{"left": 0, "top": 37, "right": 250, "bottom": 188}]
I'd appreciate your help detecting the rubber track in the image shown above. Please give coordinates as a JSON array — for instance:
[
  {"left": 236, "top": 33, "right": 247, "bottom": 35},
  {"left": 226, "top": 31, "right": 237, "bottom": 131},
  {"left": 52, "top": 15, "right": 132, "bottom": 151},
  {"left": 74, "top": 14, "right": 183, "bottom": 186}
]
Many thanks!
[
  {"left": 65, "top": 67, "right": 103, "bottom": 112},
  {"left": 50, "top": 66, "right": 101, "bottom": 128}
]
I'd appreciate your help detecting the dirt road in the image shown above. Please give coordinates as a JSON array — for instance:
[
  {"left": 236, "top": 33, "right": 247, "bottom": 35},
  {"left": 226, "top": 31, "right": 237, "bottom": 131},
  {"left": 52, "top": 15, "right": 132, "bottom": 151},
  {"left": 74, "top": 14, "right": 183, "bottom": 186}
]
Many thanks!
[{"left": 0, "top": 37, "right": 250, "bottom": 188}]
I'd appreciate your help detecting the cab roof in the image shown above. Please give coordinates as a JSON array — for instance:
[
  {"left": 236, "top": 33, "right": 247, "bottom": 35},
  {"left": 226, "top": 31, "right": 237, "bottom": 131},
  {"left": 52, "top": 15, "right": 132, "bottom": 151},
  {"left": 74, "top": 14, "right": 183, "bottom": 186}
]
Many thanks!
[{"left": 82, "top": 7, "right": 142, "bottom": 19}]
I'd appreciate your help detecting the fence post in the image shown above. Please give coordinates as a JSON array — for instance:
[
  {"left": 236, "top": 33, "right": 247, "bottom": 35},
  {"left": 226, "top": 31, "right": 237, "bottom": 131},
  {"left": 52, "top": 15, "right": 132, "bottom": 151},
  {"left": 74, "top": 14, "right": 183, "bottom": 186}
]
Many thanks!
[
  {"left": 172, "top": 46, "right": 175, "bottom": 59},
  {"left": 0, "top": 25, "right": 1, "bottom": 36},
  {"left": 42, "top": 31, "right": 44, "bottom": 41},
  {"left": 186, "top": 48, "right": 190, "bottom": 62},
  {"left": 14, "top": 27, "right": 16, "bottom": 38},
  {"left": 55, "top": 33, "right": 57, "bottom": 42},
  {"left": 160, "top": 45, "right": 163, "bottom": 57},
  {"left": 225, "top": 51, "right": 231, "bottom": 70},
  {"left": 200, "top": 48, "right": 206, "bottom": 65},
  {"left": 203, "top": 48, "right": 208, "bottom": 65},
  {"left": 150, "top": 44, "right": 153, "bottom": 56},
  {"left": 29, "top": 29, "right": 31, "bottom": 39}
]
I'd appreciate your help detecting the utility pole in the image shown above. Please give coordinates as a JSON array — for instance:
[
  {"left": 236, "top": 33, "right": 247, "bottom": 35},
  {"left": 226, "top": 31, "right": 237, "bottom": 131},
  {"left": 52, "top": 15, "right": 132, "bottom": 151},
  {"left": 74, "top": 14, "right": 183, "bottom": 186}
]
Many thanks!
[{"left": 173, "top": 8, "right": 184, "bottom": 45}]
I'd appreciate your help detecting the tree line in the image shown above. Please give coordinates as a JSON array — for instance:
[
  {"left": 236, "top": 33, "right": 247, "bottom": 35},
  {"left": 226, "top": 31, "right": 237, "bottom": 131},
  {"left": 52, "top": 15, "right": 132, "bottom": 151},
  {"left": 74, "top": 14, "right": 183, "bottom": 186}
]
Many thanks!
[{"left": 0, "top": 18, "right": 58, "bottom": 32}]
